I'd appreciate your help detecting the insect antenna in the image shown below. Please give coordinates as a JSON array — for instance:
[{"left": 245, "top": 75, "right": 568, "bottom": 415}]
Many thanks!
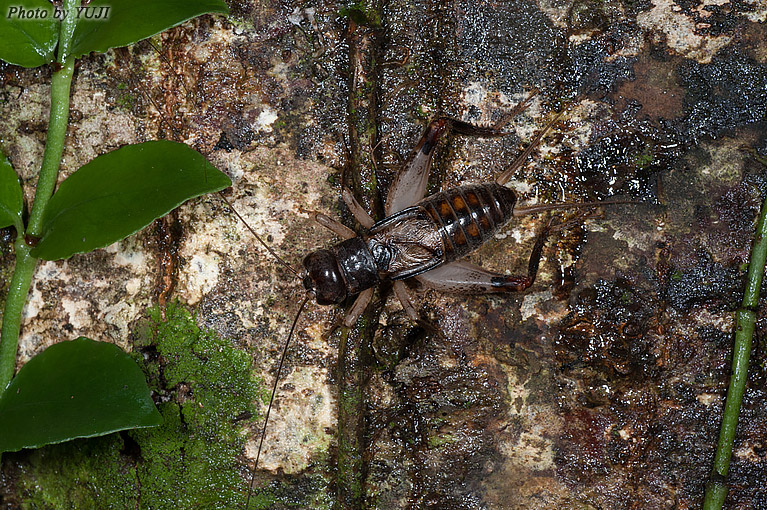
[
  {"left": 491, "top": 88, "right": 539, "bottom": 131},
  {"left": 245, "top": 293, "right": 312, "bottom": 509},
  {"left": 495, "top": 110, "right": 563, "bottom": 186},
  {"left": 513, "top": 197, "right": 636, "bottom": 217},
  {"left": 217, "top": 192, "right": 312, "bottom": 507},
  {"left": 126, "top": 42, "right": 308, "bottom": 506},
  {"left": 218, "top": 192, "right": 300, "bottom": 279},
  {"left": 494, "top": 105, "right": 638, "bottom": 215}
]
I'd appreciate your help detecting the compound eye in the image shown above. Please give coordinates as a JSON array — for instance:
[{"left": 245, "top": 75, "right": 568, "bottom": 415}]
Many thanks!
[{"left": 302, "top": 250, "right": 347, "bottom": 305}]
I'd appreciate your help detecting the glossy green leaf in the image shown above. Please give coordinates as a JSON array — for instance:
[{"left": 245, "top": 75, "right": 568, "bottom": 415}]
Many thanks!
[
  {"left": 0, "top": 0, "right": 58, "bottom": 68},
  {"left": 0, "top": 0, "right": 228, "bottom": 68},
  {"left": 0, "top": 151, "right": 23, "bottom": 231},
  {"left": 31, "top": 140, "right": 231, "bottom": 260},
  {"left": 0, "top": 337, "right": 162, "bottom": 452},
  {"left": 69, "top": 0, "right": 229, "bottom": 60}
]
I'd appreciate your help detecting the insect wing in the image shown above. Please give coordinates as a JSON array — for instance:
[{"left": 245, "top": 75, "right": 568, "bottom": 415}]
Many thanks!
[{"left": 367, "top": 207, "right": 444, "bottom": 280}]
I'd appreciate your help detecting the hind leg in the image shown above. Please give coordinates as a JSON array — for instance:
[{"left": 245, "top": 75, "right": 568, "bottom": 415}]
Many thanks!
[
  {"left": 416, "top": 219, "right": 553, "bottom": 293},
  {"left": 393, "top": 280, "right": 419, "bottom": 321},
  {"left": 385, "top": 118, "right": 514, "bottom": 215}
]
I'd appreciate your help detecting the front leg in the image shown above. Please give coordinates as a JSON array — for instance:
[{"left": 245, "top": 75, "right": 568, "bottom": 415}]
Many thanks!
[
  {"left": 342, "top": 187, "right": 375, "bottom": 228},
  {"left": 343, "top": 288, "right": 374, "bottom": 327},
  {"left": 307, "top": 210, "right": 357, "bottom": 240}
]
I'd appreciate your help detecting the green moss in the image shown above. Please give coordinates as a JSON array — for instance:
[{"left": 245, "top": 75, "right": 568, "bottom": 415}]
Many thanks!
[
  {"left": 113, "top": 88, "right": 140, "bottom": 110},
  {"left": 14, "top": 434, "right": 137, "bottom": 509},
  {"left": 132, "top": 302, "right": 264, "bottom": 508},
  {"left": 248, "top": 476, "right": 334, "bottom": 510},
  {"left": 13, "top": 302, "right": 262, "bottom": 509},
  {"left": 427, "top": 431, "right": 458, "bottom": 449},
  {"left": 634, "top": 145, "right": 654, "bottom": 169},
  {"left": 337, "top": 0, "right": 381, "bottom": 27},
  {"left": 10, "top": 302, "right": 335, "bottom": 508},
  {"left": 271, "top": 117, "right": 287, "bottom": 131}
]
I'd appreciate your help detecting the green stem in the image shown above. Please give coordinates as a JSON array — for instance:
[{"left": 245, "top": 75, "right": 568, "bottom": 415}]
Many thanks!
[
  {"left": 0, "top": 0, "right": 78, "bottom": 392},
  {"left": 27, "top": 65, "right": 76, "bottom": 233},
  {"left": 703, "top": 194, "right": 767, "bottom": 510},
  {"left": 0, "top": 242, "right": 36, "bottom": 391},
  {"left": 741, "top": 197, "right": 767, "bottom": 309}
]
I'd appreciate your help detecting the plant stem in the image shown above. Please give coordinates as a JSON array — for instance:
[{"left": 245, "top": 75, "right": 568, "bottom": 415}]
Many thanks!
[
  {"left": 336, "top": 6, "right": 382, "bottom": 505},
  {"left": 26, "top": 57, "right": 75, "bottom": 236},
  {"left": 0, "top": 242, "right": 36, "bottom": 390},
  {"left": 703, "top": 194, "right": 767, "bottom": 509},
  {"left": 0, "top": 0, "right": 78, "bottom": 392},
  {"left": 336, "top": 297, "right": 378, "bottom": 510}
]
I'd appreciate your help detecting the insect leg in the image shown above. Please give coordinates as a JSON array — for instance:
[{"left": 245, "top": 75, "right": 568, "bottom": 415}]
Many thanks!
[
  {"left": 392, "top": 280, "right": 419, "bottom": 321},
  {"left": 385, "top": 119, "right": 449, "bottom": 215},
  {"left": 342, "top": 187, "right": 375, "bottom": 228},
  {"left": 416, "top": 260, "right": 537, "bottom": 293},
  {"left": 416, "top": 220, "right": 552, "bottom": 293},
  {"left": 343, "top": 288, "right": 375, "bottom": 327},
  {"left": 309, "top": 211, "right": 357, "bottom": 240},
  {"left": 386, "top": 118, "right": 515, "bottom": 216}
]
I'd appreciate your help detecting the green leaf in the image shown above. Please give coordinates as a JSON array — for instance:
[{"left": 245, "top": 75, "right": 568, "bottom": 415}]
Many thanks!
[
  {"left": 69, "top": 0, "right": 229, "bottom": 60},
  {"left": 0, "top": 0, "right": 58, "bottom": 68},
  {"left": 0, "top": 0, "right": 228, "bottom": 68},
  {"left": 0, "top": 151, "right": 24, "bottom": 231},
  {"left": 31, "top": 140, "right": 231, "bottom": 260},
  {"left": 0, "top": 337, "right": 162, "bottom": 452}
]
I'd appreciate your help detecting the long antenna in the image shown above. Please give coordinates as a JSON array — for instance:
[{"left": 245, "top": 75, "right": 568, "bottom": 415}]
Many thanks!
[
  {"left": 513, "top": 197, "right": 635, "bottom": 216},
  {"left": 495, "top": 110, "right": 564, "bottom": 186},
  {"left": 493, "top": 104, "right": 637, "bottom": 215},
  {"left": 491, "top": 88, "right": 539, "bottom": 131},
  {"left": 219, "top": 192, "right": 301, "bottom": 278},
  {"left": 246, "top": 293, "right": 312, "bottom": 508}
]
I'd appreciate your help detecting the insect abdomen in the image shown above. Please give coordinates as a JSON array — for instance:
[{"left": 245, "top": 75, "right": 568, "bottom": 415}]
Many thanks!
[{"left": 420, "top": 183, "right": 517, "bottom": 263}]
